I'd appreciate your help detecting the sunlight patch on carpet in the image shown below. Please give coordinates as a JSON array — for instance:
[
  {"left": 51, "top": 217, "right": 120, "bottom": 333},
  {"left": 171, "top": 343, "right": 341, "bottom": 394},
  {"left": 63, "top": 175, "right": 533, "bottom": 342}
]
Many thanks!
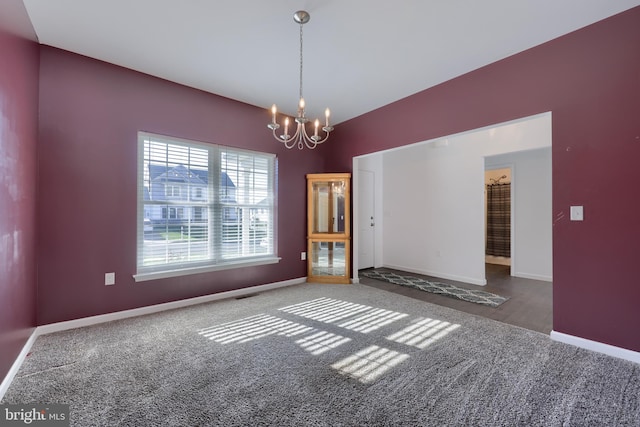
[
  {"left": 198, "top": 298, "right": 457, "bottom": 384},
  {"left": 331, "top": 345, "right": 409, "bottom": 384},
  {"left": 198, "top": 314, "right": 313, "bottom": 344},
  {"left": 279, "top": 298, "right": 372, "bottom": 323},
  {"left": 338, "top": 308, "right": 409, "bottom": 333},
  {"left": 387, "top": 317, "right": 460, "bottom": 349},
  {"left": 295, "top": 331, "right": 351, "bottom": 356},
  {"left": 279, "top": 297, "right": 408, "bottom": 333}
]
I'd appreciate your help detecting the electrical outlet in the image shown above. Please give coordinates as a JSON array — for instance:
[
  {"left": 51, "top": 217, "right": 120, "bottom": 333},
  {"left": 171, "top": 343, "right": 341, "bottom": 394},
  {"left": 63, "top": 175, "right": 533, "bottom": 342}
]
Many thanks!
[
  {"left": 301, "top": 252, "right": 307, "bottom": 261},
  {"left": 105, "top": 272, "right": 115, "bottom": 286}
]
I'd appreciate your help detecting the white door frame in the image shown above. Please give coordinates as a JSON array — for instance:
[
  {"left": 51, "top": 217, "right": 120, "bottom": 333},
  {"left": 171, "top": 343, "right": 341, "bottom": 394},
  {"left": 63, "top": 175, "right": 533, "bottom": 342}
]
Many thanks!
[{"left": 353, "top": 154, "right": 383, "bottom": 283}]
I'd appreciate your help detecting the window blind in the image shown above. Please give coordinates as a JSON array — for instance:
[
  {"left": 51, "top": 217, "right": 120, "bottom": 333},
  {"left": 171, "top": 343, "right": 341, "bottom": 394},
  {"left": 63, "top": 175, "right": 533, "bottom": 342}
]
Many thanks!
[{"left": 136, "top": 132, "right": 276, "bottom": 279}]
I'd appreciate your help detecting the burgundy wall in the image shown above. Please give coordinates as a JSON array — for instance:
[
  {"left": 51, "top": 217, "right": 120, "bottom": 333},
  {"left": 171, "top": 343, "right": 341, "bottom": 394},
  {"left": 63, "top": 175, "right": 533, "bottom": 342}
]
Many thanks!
[
  {"left": 37, "top": 47, "right": 324, "bottom": 325},
  {"left": 0, "top": 28, "right": 39, "bottom": 378},
  {"left": 328, "top": 7, "right": 640, "bottom": 352}
]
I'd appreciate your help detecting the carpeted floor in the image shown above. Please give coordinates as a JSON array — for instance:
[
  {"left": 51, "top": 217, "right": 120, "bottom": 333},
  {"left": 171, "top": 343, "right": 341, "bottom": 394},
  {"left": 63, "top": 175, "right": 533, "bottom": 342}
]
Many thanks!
[
  {"left": 360, "top": 268, "right": 509, "bottom": 307},
  {"left": 2, "top": 283, "right": 639, "bottom": 426}
]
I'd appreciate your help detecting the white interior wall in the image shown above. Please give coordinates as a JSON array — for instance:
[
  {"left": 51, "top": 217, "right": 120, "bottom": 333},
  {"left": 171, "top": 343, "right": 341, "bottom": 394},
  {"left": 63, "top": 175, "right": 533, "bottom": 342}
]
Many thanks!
[{"left": 380, "top": 112, "right": 551, "bottom": 285}]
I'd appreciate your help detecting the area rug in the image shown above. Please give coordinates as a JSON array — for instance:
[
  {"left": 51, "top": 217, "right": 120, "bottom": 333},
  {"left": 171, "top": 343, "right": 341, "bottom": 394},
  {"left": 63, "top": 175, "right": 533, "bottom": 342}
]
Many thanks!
[{"left": 360, "top": 269, "right": 508, "bottom": 307}]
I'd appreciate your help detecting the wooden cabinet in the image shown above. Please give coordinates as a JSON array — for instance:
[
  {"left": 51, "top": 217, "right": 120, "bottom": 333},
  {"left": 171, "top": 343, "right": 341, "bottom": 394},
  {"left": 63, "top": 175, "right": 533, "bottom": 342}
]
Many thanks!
[{"left": 306, "top": 173, "right": 351, "bottom": 284}]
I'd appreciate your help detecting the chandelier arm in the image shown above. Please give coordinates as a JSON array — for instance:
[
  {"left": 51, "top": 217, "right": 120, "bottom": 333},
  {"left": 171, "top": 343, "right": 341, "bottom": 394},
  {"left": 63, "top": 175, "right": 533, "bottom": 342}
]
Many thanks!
[
  {"left": 306, "top": 121, "right": 332, "bottom": 145},
  {"left": 271, "top": 126, "right": 293, "bottom": 149},
  {"left": 302, "top": 122, "right": 332, "bottom": 149},
  {"left": 271, "top": 120, "right": 332, "bottom": 149},
  {"left": 310, "top": 133, "right": 330, "bottom": 146},
  {"left": 282, "top": 136, "right": 297, "bottom": 149},
  {"left": 311, "top": 132, "right": 330, "bottom": 145},
  {"left": 291, "top": 125, "right": 303, "bottom": 149},
  {"left": 299, "top": 122, "right": 316, "bottom": 149},
  {"left": 274, "top": 123, "right": 303, "bottom": 149}
]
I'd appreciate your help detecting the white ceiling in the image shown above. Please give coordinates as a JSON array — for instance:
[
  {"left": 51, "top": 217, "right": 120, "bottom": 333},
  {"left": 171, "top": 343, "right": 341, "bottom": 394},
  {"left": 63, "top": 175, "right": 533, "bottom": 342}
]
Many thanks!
[{"left": 21, "top": 0, "right": 640, "bottom": 124}]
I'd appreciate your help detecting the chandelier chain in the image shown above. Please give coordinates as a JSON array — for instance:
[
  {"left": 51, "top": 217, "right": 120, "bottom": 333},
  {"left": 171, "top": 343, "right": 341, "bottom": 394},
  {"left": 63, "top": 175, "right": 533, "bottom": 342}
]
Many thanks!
[{"left": 299, "top": 21, "right": 304, "bottom": 102}]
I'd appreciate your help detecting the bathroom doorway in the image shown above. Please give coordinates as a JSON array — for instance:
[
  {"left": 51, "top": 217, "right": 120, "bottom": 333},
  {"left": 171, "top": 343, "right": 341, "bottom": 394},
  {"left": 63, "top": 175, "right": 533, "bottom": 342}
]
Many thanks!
[{"left": 485, "top": 167, "right": 512, "bottom": 268}]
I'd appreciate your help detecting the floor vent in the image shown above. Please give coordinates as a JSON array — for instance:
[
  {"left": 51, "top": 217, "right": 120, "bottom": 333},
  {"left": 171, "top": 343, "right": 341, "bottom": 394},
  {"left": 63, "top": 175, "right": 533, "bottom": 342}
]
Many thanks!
[{"left": 235, "top": 293, "right": 259, "bottom": 300}]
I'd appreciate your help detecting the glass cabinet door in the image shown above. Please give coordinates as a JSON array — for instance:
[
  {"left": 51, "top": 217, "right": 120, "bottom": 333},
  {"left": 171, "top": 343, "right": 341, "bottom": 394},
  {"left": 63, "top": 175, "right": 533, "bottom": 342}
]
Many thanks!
[
  {"left": 309, "top": 240, "right": 348, "bottom": 277},
  {"left": 310, "top": 180, "right": 347, "bottom": 234}
]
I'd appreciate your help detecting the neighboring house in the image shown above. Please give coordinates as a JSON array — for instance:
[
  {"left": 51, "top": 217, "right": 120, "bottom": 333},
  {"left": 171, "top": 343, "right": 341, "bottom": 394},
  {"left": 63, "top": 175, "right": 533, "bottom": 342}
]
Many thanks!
[{"left": 145, "top": 164, "right": 237, "bottom": 228}]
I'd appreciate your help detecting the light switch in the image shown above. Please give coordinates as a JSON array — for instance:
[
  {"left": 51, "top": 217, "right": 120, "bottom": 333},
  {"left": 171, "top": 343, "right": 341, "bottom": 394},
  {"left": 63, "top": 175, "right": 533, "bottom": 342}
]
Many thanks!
[
  {"left": 105, "top": 272, "right": 115, "bottom": 285},
  {"left": 570, "top": 206, "right": 584, "bottom": 221}
]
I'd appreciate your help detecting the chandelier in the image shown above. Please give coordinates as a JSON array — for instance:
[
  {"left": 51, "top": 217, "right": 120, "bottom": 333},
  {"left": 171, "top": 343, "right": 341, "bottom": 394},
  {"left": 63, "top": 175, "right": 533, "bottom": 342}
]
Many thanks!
[{"left": 267, "top": 10, "right": 333, "bottom": 150}]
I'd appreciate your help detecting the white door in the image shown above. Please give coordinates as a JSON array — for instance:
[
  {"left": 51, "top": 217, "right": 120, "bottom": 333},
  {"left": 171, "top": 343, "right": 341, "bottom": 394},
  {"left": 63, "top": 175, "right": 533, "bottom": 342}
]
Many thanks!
[{"left": 358, "top": 169, "right": 375, "bottom": 269}]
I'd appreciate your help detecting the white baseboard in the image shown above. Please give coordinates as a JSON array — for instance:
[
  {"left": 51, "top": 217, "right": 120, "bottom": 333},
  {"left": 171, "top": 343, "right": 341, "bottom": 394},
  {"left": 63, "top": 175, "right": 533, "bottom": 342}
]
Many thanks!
[
  {"left": 0, "top": 330, "right": 38, "bottom": 402},
  {"left": 514, "top": 271, "right": 553, "bottom": 282},
  {"left": 383, "top": 264, "right": 486, "bottom": 286},
  {"left": 550, "top": 330, "right": 640, "bottom": 364},
  {"left": 1, "top": 277, "right": 306, "bottom": 400},
  {"left": 38, "top": 277, "right": 306, "bottom": 336}
]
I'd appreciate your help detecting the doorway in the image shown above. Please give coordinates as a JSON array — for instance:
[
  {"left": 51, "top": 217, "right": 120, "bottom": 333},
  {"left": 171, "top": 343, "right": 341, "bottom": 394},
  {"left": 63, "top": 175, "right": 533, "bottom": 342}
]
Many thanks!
[
  {"left": 484, "top": 167, "right": 512, "bottom": 270},
  {"left": 353, "top": 113, "right": 552, "bottom": 286},
  {"left": 358, "top": 169, "right": 375, "bottom": 270}
]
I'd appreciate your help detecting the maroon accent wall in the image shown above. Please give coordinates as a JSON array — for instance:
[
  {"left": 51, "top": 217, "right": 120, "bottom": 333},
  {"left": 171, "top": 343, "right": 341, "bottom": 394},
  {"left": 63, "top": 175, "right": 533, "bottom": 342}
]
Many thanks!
[
  {"left": 0, "top": 28, "right": 39, "bottom": 378},
  {"left": 36, "top": 47, "right": 323, "bottom": 325},
  {"left": 329, "top": 7, "right": 640, "bottom": 352}
]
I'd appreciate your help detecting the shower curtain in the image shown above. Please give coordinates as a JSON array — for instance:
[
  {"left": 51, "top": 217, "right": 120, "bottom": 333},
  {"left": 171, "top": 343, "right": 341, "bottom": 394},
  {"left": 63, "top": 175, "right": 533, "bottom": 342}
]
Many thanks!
[{"left": 486, "top": 183, "right": 511, "bottom": 257}]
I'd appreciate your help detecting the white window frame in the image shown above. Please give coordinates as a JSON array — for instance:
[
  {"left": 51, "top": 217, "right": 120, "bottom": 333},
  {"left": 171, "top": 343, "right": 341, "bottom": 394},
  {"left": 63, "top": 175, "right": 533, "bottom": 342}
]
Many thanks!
[
  {"left": 134, "top": 132, "right": 279, "bottom": 282},
  {"left": 165, "top": 185, "right": 181, "bottom": 198}
]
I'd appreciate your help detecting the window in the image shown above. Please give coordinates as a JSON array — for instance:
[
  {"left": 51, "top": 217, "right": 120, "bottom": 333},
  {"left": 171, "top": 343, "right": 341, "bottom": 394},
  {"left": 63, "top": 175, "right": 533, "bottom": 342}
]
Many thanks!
[
  {"left": 165, "top": 185, "right": 181, "bottom": 198},
  {"left": 194, "top": 207, "right": 204, "bottom": 221},
  {"left": 136, "top": 132, "right": 278, "bottom": 281}
]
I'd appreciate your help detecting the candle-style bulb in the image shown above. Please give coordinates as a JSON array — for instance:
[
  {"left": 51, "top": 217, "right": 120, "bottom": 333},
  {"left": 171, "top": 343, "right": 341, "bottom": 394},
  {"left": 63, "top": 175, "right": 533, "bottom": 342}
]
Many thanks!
[
  {"left": 271, "top": 104, "right": 277, "bottom": 124},
  {"left": 325, "top": 108, "right": 330, "bottom": 126},
  {"left": 299, "top": 98, "right": 305, "bottom": 111}
]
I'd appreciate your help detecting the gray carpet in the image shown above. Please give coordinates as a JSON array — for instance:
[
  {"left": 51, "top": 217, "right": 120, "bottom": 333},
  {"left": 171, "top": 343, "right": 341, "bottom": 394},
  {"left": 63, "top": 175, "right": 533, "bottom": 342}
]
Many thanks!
[
  {"left": 360, "top": 268, "right": 508, "bottom": 307},
  {"left": 2, "top": 283, "right": 639, "bottom": 426}
]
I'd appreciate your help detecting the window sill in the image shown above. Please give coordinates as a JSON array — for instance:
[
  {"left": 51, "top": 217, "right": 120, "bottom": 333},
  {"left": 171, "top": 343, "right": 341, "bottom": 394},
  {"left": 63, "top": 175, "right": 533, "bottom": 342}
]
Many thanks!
[{"left": 133, "top": 256, "right": 281, "bottom": 283}]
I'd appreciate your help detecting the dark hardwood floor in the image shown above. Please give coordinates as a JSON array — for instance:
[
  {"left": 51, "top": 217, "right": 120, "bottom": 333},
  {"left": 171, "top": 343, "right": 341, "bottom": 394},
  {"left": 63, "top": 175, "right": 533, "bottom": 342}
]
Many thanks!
[{"left": 359, "top": 263, "right": 553, "bottom": 334}]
